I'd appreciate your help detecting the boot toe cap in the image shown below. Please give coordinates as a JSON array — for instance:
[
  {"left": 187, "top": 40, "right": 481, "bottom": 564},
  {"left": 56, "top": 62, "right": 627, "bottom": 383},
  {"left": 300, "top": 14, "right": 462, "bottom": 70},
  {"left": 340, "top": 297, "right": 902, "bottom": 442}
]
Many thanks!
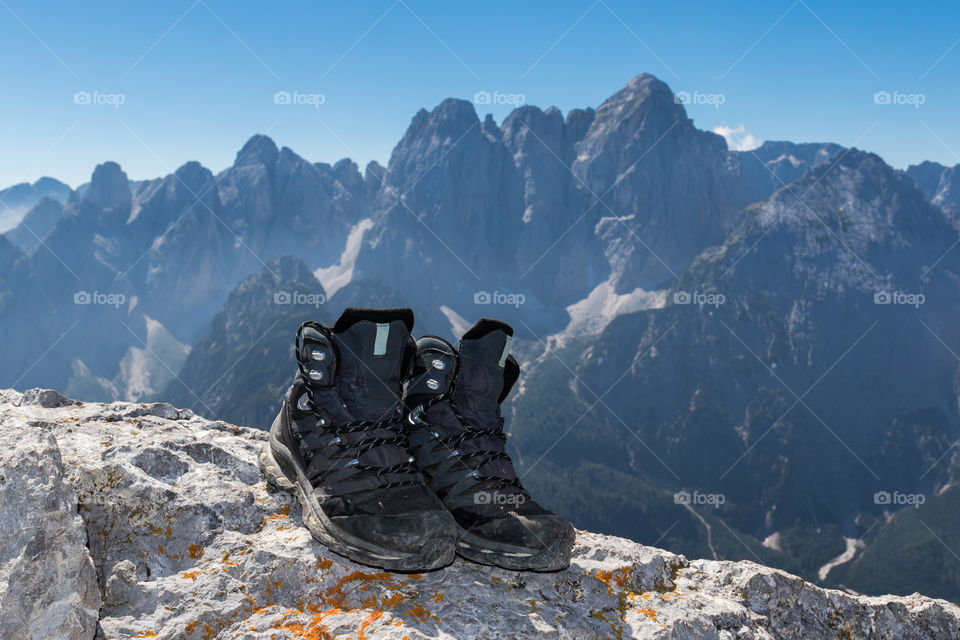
[{"left": 331, "top": 510, "right": 458, "bottom": 555}]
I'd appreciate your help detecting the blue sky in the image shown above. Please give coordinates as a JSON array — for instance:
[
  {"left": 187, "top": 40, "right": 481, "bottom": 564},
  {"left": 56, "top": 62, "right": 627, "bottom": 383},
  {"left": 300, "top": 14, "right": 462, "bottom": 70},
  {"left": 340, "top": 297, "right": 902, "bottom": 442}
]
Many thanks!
[{"left": 1, "top": 0, "right": 958, "bottom": 187}]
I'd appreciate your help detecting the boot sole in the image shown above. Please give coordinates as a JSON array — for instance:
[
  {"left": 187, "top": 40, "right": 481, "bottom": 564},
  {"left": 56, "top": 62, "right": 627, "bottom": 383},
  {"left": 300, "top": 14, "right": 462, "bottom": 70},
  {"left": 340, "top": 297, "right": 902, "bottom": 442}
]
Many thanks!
[
  {"left": 454, "top": 524, "right": 576, "bottom": 572},
  {"left": 259, "top": 443, "right": 455, "bottom": 573}
]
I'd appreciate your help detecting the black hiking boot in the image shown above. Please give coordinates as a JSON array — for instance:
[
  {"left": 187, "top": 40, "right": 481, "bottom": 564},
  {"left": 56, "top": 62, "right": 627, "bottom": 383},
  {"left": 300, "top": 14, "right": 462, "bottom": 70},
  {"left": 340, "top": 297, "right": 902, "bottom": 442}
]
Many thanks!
[
  {"left": 259, "top": 307, "right": 457, "bottom": 572},
  {"left": 402, "top": 318, "right": 576, "bottom": 571}
]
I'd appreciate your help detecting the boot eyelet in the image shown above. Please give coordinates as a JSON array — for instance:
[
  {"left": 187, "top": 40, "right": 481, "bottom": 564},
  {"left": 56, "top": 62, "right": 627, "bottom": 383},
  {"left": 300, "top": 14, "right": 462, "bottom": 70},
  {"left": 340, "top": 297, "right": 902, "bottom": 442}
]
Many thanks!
[
  {"left": 448, "top": 449, "right": 460, "bottom": 458},
  {"left": 347, "top": 458, "right": 359, "bottom": 467},
  {"left": 467, "top": 470, "right": 480, "bottom": 478},
  {"left": 308, "top": 370, "right": 324, "bottom": 382},
  {"left": 407, "top": 455, "right": 416, "bottom": 463},
  {"left": 426, "top": 378, "right": 440, "bottom": 390},
  {"left": 330, "top": 436, "right": 341, "bottom": 445},
  {"left": 311, "top": 349, "right": 327, "bottom": 362},
  {"left": 431, "top": 358, "right": 445, "bottom": 370},
  {"left": 297, "top": 394, "right": 312, "bottom": 411}
]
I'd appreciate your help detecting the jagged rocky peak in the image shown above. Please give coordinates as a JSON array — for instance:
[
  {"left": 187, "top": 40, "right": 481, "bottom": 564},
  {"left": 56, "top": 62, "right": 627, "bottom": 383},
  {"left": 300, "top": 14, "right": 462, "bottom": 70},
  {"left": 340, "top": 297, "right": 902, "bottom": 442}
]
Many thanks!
[
  {"left": 906, "top": 160, "right": 960, "bottom": 223},
  {"left": 578, "top": 73, "right": 691, "bottom": 146},
  {"left": 363, "top": 160, "right": 386, "bottom": 199},
  {"left": 387, "top": 98, "right": 482, "bottom": 178},
  {"left": 777, "top": 148, "right": 932, "bottom": 231},
  {"left": 907, "top": 160, "right": 949, "bottom": 200},
  {"left": 4, "top": 196, "right": 65, "bottom": 254},
  {"left": 737, "top": 140, "right": 845, "bottom": 202},
  {"left": 234, "top": 133, "right": 280, "bottom": 167},
  {"left": 1, "top": 388, "right": 959, "bottom": 639},
  {"left": 565, "top": 106, "right": 596, "bottom": 141},
  {"left": 502, "top": 104, "right": 566, "bottom": 150},
  {"left": 172, "top": 160, "right": 214, "bottom": 190},
  {"left": 259, "top": 253, "right": 319, "bottom": 286},
  {"left": 82, "top": 161, "right": 132, "bottom": 212}
]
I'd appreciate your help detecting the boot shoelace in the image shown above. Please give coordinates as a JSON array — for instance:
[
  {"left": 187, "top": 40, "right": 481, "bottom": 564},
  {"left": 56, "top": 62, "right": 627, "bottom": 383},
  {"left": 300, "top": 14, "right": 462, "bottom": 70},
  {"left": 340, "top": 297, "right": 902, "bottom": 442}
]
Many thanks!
[
  {"left": 412, "top": 393, "right": 528, "bottom": 495},
  {"left": 294, "top": 321, "right": 419, "bottom": 490}
]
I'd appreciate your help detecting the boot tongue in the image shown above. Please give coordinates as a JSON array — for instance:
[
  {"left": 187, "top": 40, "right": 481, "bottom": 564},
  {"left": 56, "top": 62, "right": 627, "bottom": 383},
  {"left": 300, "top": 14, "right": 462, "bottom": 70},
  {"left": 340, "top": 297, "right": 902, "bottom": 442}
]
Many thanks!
[
  {"left": 453, "top": 319, "right": 520, "bottom": 485},
  {"left": 330, "top": 307, "right": 414, "bottom": 422},
  {"left": 454, "top": 319, "right": 514, "bottom": 428}
]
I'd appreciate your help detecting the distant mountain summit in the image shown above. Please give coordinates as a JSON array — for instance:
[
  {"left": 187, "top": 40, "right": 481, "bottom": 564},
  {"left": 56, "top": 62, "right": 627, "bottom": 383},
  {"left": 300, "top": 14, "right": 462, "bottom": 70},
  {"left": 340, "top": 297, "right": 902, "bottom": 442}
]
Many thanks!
[{"left": 0, "top": 176, "right": 72, "bottom": 235}]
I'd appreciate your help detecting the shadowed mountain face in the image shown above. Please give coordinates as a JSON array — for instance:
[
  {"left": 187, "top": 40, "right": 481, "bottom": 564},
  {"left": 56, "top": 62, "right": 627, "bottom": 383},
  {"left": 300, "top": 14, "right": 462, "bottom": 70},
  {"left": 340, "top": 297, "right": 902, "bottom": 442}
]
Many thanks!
[
  {"left": 5, "top": 72, "right": 959, "bottom": 601},
  {"left": 352, "top": 75, "right": 768, "bottom": 337},
  {"left": 908, "top": 160, "right": 960, "bottom": 226},
  {"left": 165, "top": 255, "right": 329, "bottom": 428},
  {"left": 0, "top": 139, "right": 368, "bottom": 397},
  {"left": 510, "top": 149, "right": 960, "bottom": 598}
]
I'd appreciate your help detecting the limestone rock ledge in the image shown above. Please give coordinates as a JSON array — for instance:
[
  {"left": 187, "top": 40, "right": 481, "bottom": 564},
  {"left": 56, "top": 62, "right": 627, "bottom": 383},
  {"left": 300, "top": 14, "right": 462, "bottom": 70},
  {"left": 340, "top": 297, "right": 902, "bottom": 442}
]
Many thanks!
[{"left": 0, "top": 388, "right": 957, "bottom": 640}]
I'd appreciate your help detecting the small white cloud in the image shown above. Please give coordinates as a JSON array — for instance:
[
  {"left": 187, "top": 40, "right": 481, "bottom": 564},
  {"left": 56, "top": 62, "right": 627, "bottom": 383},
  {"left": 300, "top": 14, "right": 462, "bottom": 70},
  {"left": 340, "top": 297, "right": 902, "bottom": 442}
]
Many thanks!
[{"left": 714, "top": 124, "right": 761, "bottom": 151}]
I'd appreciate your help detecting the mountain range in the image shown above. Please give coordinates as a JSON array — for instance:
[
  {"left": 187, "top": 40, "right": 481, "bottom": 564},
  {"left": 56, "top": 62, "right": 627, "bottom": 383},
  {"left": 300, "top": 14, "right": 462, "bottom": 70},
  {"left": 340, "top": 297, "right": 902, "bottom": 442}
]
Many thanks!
[{"left": 3, "top": 73, "right": 960, "bottom": 602}]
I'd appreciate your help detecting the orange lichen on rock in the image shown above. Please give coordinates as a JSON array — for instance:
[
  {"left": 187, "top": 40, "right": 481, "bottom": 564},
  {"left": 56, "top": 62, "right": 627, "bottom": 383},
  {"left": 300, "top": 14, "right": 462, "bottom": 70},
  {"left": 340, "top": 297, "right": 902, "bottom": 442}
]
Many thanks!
[
  {"left": 315, "top": 557, "right": 333, "bottom": 570},
  {"left": 265, "top": 504, "right": 292, "bottom": 520},
  {"left": 637, "top": 608, "right": 658, "bottom": 622},
  {"left": 595, "top": 566, "right": 634, "bottom": 596},
  {"left": 406, "top": 604, "right": 431, "bottom": 621},
  {"left": 187, "top": 543, "right": 203, "bottom": 560},
  {"left": 357, "top": 611, "right": 384, "bottom": 640}
]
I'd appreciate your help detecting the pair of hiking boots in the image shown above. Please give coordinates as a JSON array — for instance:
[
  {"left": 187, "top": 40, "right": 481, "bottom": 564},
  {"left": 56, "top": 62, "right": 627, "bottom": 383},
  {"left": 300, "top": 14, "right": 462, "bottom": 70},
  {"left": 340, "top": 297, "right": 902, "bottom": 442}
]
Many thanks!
[{"left": 259, "top": 307, "right": 575, "bottom": 573}]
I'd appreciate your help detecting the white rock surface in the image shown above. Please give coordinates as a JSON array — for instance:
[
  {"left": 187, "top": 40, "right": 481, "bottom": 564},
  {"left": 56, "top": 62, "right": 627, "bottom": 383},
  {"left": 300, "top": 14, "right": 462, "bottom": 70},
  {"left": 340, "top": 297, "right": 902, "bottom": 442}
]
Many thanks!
[
  {"left": 0, "top": 390, "right": 100, "bottom": 640},
  {"left": 1, "top": 388, "right": 958, "bottom": 640}
]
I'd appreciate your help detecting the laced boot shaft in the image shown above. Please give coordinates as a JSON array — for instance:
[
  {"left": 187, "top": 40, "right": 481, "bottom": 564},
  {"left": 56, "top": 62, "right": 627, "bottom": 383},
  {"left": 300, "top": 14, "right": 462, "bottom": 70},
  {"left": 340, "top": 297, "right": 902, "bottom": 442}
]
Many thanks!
[
  {"left": 293, "top": 319, "right": 418, "bottom": 491},
  {"left": 259, "top": 307, "right": 457, "bottom": 572},
  {"left": 403, "top": 319, "right": 576, "bottom": 571}
]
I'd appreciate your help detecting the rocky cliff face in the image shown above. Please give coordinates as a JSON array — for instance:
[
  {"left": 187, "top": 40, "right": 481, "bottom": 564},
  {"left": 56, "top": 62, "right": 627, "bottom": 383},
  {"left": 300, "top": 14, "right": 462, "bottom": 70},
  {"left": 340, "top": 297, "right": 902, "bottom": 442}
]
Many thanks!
[
  {"left": 165, "top": 255, "right": 329, "bottom": 428},
  {"left": 1, "top": 387, "right": 958, "bottom": 640},
  {"left": 907, "top": 160, "right": 960, "bottom": 226},
  {"left": 510, "top": 149, "right": 960, "bottom": 598}
]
